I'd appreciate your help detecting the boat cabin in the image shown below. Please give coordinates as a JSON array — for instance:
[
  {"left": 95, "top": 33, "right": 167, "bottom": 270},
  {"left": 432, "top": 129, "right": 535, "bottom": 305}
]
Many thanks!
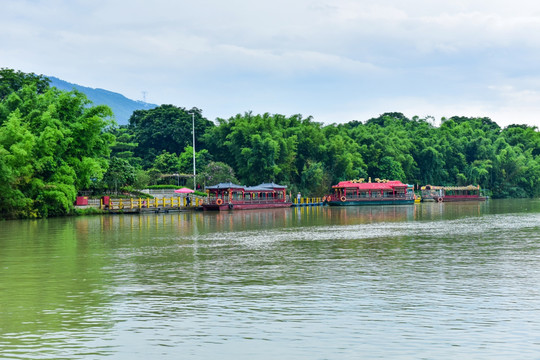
[
  {"left": 421, "top": 185, "right": 485, "bottom": 202},
  {"left": 326, "top": 179, "right": 414, "bottom": 206},
  {"left": 330, "top": 180, "right": 410, "bottom": 200},
  {"left": 203, "top": 182, "right": 291, "bottom": 210}
]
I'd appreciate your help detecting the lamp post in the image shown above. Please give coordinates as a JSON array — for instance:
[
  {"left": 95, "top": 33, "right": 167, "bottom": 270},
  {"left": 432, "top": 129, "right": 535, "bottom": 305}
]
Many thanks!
[{"left": 189, "top": 112, "right": 196, "bottom": 190}]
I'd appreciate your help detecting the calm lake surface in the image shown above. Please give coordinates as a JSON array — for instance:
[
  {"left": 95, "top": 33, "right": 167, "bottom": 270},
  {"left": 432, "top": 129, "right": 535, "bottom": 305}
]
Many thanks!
[{"left": 1, "top": 199, "right": 540, "bottom": 359}]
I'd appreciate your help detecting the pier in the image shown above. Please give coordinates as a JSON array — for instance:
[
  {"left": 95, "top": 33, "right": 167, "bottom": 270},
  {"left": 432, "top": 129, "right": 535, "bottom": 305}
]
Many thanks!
[
  {"left": 291, "top": 197, "right": 326, "bottom": 207},
  {"left": 100, "top": 197, "right": 204, "bottom": 213},
  {"left": 75, "top": 195, "right": 327, "bottom": 213}
]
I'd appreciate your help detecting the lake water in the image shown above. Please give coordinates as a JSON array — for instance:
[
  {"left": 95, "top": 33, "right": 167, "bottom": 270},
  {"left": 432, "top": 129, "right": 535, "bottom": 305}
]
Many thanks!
[{"left": 1, "top": 199, "right": 540, "bottom": 359}]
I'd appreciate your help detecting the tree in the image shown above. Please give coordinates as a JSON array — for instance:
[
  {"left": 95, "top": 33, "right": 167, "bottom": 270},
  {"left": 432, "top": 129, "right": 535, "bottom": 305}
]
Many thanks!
[
  {"left": 178, "top": 146, "right": 212, "bottom": 176},
  {"left": 101, "top": 157, "right": 136, "bottom": 193},
  {"left": 0, "top": 110, "right": 37, "bottom": 217},
  {"left": 128, "top": 105, "right": 214, "bottom": 167},
  {"left": 300, "top": 161, "right": 332, "bottom": 196},
  {"left": 203, "top": 112, "right": 302, "bottom": 185},
  {"left": 0, "top": 70, "right": 114, "bottom": 218},
  {"left": 0, "top": 68, "right": 50, "bottom": 102},
  {"left": 378, "top": 156, "right": 406, "bottom": 181},
  {"left": 151, "top": 150, "right": 180, "bottom": 174},
  {"left": 199, "top": 161, "right": 239, "bottom": 186}
]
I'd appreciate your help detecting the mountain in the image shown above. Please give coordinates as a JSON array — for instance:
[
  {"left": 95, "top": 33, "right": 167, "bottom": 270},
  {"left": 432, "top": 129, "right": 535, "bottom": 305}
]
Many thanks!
[{"left": 49, "top": 76, "right": 157, "bottom": 125}]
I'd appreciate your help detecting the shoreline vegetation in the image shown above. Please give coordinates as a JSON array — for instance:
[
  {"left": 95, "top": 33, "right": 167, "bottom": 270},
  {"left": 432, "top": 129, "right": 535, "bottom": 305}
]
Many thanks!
[{"left": 1, "top": 68, "right": 539, "bottom": 220}]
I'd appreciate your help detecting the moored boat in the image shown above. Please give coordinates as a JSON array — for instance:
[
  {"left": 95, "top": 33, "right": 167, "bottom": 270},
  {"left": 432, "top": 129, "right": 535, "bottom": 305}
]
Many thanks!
[
  {"left": 420, "top": 185, "right": 486, "bottom": 202},
  {"left": 326, "top": 178, "right": 415, "bottom": 206},
  {"left": 203, "top": 182, "right": 293, "bottom": 211}
]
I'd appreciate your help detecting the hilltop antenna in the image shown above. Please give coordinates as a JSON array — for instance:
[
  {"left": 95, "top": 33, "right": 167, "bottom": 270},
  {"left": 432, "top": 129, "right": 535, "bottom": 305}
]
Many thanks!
[{"left": 141, "top": 91, "right": 147, "bottom": 102}]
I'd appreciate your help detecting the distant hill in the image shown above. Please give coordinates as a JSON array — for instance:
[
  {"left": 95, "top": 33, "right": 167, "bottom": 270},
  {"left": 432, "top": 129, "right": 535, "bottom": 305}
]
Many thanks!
[{"left": 49, "top": 76, "right": 157, "bottom": 125}]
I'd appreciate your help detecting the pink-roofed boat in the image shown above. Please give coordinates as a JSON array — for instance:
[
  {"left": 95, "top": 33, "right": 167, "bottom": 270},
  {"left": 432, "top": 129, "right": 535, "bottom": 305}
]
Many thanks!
[
  {"left": 202, "top": 182, "right": 292, "bottom": 211},
  {"left": 326, "top": 178, "right": 415, "bottom": 206}
]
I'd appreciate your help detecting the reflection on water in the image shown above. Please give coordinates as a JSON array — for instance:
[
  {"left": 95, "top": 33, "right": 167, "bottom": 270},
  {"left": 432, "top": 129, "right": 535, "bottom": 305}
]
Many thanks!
[
  {"left": 0, "top": 219, "right": 116, "bottom": 359},
  {"left": 1, "top": 199, "right": 540, "bottom": 359}
]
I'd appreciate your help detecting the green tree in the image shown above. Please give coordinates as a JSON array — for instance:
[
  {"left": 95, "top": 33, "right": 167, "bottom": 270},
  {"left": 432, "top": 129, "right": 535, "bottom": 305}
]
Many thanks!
[
  {"left": 101, "top": 157, "right": 136, "bottom": 193},
  {"left": 128, "top": 105, "right": 214, "bottom": 167},
  {"left": 378, "top": 156, "right": 406, "bottom": 181},
  {"left": 203, "top": 112, "right": 303, "bottom": 185},
  {"left": 300, "top": 161, "right": 332, "bottom": 196},
  {"left": 199, "top": 161, "right": 239, "bottom": 187},
  {"left": 178, "top": 146, "right": 212, "bottom": 176},
  {"left": 0, "top": 70, "right": 114, "bottom": 218},
  {"left": 151, "top": 150, "right": 180, "bottom": 174},
  {"left": 0, "top": 110, "right": 37, "bottom": 217},
  {"left": 0, "top": 68, "right": 50, "bottom": 102}
]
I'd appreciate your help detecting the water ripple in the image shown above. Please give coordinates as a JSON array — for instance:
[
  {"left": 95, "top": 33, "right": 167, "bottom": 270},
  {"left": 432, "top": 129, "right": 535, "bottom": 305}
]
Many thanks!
[{"left": 1, "top": 201, "right": 540, "bottom": 359}]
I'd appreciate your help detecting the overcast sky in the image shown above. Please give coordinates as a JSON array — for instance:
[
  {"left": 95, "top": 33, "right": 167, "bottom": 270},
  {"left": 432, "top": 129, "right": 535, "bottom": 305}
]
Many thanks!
[{"left": 2, "top": 0, "right": 540, "bottom": 128}]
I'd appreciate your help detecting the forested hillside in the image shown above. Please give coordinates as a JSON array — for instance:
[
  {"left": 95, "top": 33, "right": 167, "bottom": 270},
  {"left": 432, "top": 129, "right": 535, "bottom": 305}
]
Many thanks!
[
  {"left": 1, "top": 68, "right": 539, "bottom": 218},
  {"left": 49, "top": 76, "right": 157, "bottom": 125}
]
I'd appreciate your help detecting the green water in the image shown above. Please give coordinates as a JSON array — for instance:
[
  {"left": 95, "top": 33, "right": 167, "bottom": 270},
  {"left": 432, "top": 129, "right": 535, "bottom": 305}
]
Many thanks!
[{"left": 1, "top": 199, "right": 540, "bottom": 359}]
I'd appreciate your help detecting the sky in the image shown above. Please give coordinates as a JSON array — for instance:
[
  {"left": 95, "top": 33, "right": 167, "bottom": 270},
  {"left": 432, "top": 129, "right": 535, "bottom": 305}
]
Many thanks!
[{"left": 2, "top": 0, "right": 540, "bottom": 128}]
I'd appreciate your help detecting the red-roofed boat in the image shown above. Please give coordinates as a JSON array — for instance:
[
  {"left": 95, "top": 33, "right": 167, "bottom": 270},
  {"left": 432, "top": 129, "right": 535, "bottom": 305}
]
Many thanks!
[
  {"left": 326, "top": 178, "right": 415, "bottom": 206},
  {"left": 202, "top": 182, "right": 293, "bottom": 211}
]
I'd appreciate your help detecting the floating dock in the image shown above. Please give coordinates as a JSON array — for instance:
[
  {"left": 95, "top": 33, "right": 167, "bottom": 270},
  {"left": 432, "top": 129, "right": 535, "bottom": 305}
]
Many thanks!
[
  {"left": 291, "top": 197, "right": 326, "bottom": 207},
  {"left": 100, "top": 197, "right": 203, "bottom": 213}
]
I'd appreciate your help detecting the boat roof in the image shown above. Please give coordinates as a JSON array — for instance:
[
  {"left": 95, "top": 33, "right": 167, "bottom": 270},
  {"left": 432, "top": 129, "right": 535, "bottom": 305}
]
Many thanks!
[
  {"left": 257, "top": 182, "right": 287, "bottom": 189},
  {"left": 332, "top": 180, "right": 408, "bottom": 190},
  {"left": 206, "top": 182, "right": 288, "bottom": 192},
  {"left": 245, "top": 182, "right": 288, "bottom": 192},
  {"left": 205, "top": 182, "right": 245, "bottom": 190},
  {"left": 422, "top": 184, "right": 480, "bottom": 190}
]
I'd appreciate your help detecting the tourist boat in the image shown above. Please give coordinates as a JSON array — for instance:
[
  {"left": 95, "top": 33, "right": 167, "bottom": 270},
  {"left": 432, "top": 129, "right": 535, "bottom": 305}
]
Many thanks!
[
  {"left": 326, "top": 178, "right": 415, "bottom": 206},
  {"left": 420, "top": 185, "right": 486, "bottom": 202},
  {"left": 202, "top": 182, "right": 293, "bottom": 210}
]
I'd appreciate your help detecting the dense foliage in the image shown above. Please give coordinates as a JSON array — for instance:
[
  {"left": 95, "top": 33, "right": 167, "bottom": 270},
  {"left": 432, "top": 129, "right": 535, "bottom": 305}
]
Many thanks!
[
  {"left": 1, "top": 68, "right": 539, "bottom": 218},
  {"left": 0, "top": 69, "right": 114, "bottom": 218},
  {"left": 115, "top": 107, "right": 540, "bottom": 198},
  {"left": 127, "top": 105, "right": 214, "bottom": 168},
  {"left": 202, "top": 112, "right": 540, "bottom": 198}
]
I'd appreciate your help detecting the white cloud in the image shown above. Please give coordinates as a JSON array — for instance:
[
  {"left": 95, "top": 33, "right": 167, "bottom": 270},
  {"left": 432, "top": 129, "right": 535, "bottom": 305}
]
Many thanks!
[{"left": 2, "top": 0, "right": 540, "bottom": 127}]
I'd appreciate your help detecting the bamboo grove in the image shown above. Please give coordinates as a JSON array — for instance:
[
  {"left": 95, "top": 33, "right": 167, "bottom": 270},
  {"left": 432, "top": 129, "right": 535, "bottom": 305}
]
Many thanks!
[{"left": 1, "top": 69, "right": 539, "bottom": 218}]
